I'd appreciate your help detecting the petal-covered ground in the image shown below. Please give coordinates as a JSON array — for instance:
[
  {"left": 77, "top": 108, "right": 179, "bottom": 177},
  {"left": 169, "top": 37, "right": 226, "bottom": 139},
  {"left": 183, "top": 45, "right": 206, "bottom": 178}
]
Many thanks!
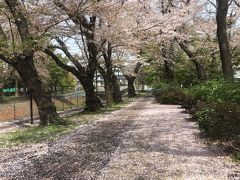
[{"left": 0, "top": 97, "right": 239, "bottom": 179}]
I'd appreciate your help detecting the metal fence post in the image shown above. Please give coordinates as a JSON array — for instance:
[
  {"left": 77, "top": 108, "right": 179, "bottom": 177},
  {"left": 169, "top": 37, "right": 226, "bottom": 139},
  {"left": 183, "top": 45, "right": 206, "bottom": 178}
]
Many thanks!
[
  {"left": 13, "top": 101, "right": 16, "bottom": 120},
  {"left": 77, "top": 94, "right": 79, "bottom": 108},
  {"left": 96, "top": 70, "right": 98, "bottom": 96},
  {"left": 83, "top": 96, "right": 85, "bottom": 107},
  {"left": 30, "top": 93, "right": 33, "bottom": 124}
]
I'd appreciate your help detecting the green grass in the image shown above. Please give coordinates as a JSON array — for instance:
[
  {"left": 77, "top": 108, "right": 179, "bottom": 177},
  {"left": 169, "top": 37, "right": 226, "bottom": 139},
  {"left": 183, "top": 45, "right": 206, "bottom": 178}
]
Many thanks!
[
  {"left": 0, "top": 98, "right": 134, "bottom": 148},
  {"left": 0, "top": 120, "right": 76, "bottom": 147},
  {"left": 136, "top": 91, "right": 151, "bottom": 97},
  {"left": 232, "top": 152, "right": 240, "bottom": 162}
]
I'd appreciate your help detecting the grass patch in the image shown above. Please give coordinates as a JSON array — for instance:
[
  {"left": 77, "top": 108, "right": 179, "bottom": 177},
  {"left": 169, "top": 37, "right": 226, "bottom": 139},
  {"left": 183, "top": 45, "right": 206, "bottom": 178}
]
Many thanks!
[
  {"left": 233, "top": 153, "right": 240, "bottom": 162},
  {"left": 102, "top": 100, "right": 132, "bottom": 112},
  {"left": 136, "top": 91, "right": 151, "bottom": 97},
  {"left": 0, "top": 120, "right": 76, "bottom": 148}
]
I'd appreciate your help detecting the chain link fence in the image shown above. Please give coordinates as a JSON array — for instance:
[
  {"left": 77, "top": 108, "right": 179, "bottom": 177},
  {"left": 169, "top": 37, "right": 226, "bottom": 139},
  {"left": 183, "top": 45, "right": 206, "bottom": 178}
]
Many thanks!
[
  {"left": 0, "top": 91, "right": 85, "bottom": 122},
  {"left": 0, "top": 84, "right": 145, "bottom": 123}
]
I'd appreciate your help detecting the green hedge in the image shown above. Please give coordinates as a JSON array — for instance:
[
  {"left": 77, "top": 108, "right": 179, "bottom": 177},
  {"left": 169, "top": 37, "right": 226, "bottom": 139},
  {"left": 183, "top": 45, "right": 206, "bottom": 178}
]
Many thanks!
[
  {"left": 152, "top": 82, "right": 186, "bottom": 104},
  {"left": 195, "top": 102, "right": 240, "bottom": 140},
  {"left": 189, "top": 80, "right": 240, "bottom": 105}
]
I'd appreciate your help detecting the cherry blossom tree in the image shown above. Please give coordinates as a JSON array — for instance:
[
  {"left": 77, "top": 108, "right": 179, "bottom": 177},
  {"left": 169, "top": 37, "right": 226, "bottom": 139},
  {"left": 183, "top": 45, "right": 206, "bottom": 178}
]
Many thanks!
[
  {"left": 0, "top": 0, "right": 62, "bottom": 125},
  {"left": 43, "top": 0, "right": 105, "bottom": 111},
  {"left": 97, "top": 41, "right": 122, "bottom": 106}
]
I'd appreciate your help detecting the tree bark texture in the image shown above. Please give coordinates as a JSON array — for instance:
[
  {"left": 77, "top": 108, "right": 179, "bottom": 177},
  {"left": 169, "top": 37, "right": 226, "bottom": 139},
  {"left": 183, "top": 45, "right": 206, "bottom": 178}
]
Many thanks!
[
  {"left": 81, "top": 77, "right": 103, "bottom": 111},
  {"left": 216, "top": 0, "right": 234, "bottom": 81},
  {"left": 15, "top": 56, "right": 60, "bottom": 126},
  {"left": 112, "top": 75, "right": 122, "bottom": 103},
  {"left": 0, "top": 0, "right": 61, "bottom": 125},
  {"left": 98, "top": 41, "right": 122, "bottom": 105},
  {"left": 127, "top": 77, "right": 136, "bottom": 98},
  {"left": 179, "top": 42, "right": 205, "bottom": 80}
]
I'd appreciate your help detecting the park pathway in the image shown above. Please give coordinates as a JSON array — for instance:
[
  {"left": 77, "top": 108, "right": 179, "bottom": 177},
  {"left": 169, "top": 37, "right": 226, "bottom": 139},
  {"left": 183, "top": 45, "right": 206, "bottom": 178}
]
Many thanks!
[{"left": 0, "top": 97, "right": 239, "bottom": 179}]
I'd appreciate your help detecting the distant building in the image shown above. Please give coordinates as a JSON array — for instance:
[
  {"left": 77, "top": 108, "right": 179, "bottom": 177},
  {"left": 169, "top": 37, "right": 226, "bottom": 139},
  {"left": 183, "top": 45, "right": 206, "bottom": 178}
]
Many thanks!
[
  {"left": 74, "top": 68, "right": 127, "bottom": 92},
  {"left": 94, "top": 68, "right": 127, "bottom": 91},
  {"left": 234, "top": 70, "right": 240, "bottom": 82}
]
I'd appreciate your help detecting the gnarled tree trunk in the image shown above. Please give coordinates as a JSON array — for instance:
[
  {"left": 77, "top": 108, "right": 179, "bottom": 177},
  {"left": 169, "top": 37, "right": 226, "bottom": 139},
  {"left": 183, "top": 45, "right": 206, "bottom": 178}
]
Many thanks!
[
  {"left": 123, "top": 62, "right": 142, "bottom": 98},
  {"left": 126, "top": 76, "right": 136, "bottom": 98},
  {"left": 103, "top": 77, "right": 114, "bottom": 107},
  {"left": 192, "top": 58, "right": 205, "bottom": 81},
  {"left": 82, "top": 78, "right": 103, "bottom": 111},
  {"left": 99, "top": 71, "right": 122, "bottom": 105},
  {"left": 97, "top": 41, "right": 122, "bottom": 105},
  {"left": 15, "top": 56, "right": 60, "bottom": 126},
  {"left": 163, "top": 60, "right": 174, "bottom": 82},
  {"left": 0, "top": 0, "right": 61, "bottom": 126},
  {"left": 112, "top": 75, "right": 122, "bottom": 103},
  {"left": 179, "top": 42, "right": 205, "bottom": 80},
  {"left": 46, "top": 2, "right": 104, "bottom": 111}
]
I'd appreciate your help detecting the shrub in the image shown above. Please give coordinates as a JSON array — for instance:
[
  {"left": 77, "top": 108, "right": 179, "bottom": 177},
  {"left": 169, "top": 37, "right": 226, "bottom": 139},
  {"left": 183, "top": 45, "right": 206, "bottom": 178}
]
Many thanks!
[
  {"left": 195, "top": 106, "right": 215, "bottom": 133},
  {"left": 152, "top": 82, "right": 186, "bottom": 104},
  {"left": 189, "top": 80, "right": 240, "bottom": 105},
  {"left": 195, "top": 102, "right": 240, "bottom": 140}
]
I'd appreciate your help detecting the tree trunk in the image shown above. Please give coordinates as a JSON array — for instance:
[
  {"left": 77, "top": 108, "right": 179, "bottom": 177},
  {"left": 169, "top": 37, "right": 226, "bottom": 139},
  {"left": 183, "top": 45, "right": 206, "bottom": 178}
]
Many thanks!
[
  {"left": 100, "top": 71, "right": 122, "bottom": 105},
  {"left": 0, "top": 63, "right": 2, "bottom": 101},
  {"left": 33, "top": 91, "right": 60, "bottom": 126},
  {"left": 163, "top": 60, "right": 174, "bottom": 82},
  {"left": 112, "top": 75, "right": 122, "bottom": 103},
  {"left": 104, "top": 78, "right": 114, "bottom": 107},
  {"left": 192, "top": 58, "right": 205, "bottom": 80},
  {"left": 97, "top": 66, "right": 115, "bottom": 106},
  {"left": 82, "top": 78, "right": 103, "bottom": 111},
  {"left": 15, "top": 56, "right": 61, "bottom": 126},
  {"left": 141, "top": 82, "right": 145, "bottom": 92},
  {"left": 101, "top": 41, "right": 122, "bottom": 104},
  {"left": 178, "top": 42, "right": 205, "bottom": 81},
  {"left": 216, "top": 0, "right": 234, "bottom": 81},
  {"left": 97, "top": 39, "right": 122, "bottom": 105},
  {"left": 127, "top": 77, "right": 136, "bottom": 98}
]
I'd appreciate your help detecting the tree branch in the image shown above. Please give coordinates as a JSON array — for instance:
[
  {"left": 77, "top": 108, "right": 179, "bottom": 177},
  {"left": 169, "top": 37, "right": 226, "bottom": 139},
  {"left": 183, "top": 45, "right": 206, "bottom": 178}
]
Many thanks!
[
  {"left": 43, "top": 48, "right": 80, "bottom": 77},
  {"left": 178, "top": 42, "right": 195, "bottom": 58},
  {"left": 54, "top": 37, "right": 85, "bottom": 73},
  {"left": 5, "top": 0, "right": 31, "bottom": 42},
  {"left": 0, "top": 54, "right": 15, "bottom": 66},
  {"left": 134, "top": 62, "right": 142, "bottom": 74},
  {"left": 97, "top": 63, "right": 106, "bottom": 77}
]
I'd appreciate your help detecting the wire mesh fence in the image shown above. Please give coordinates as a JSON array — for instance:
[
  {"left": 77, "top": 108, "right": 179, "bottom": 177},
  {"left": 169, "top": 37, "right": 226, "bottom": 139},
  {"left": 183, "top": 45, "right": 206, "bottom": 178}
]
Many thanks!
[
  {"left": 0, "top": 84, "right": 145, "bottom": 123},
  {"left": 53, "top": 91, "right": 85, "bottom": 112},
  {"left": 0, "top": 91, "right": 86, "bottom": 122}
]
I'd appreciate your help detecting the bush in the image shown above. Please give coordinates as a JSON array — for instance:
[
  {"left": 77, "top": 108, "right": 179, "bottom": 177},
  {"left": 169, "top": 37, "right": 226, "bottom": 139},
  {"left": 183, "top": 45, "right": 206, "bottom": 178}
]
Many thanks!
[
  {"left": 152, "top": 82, "right": 186, "bottom": 104},
  {"left": 195, "top": 106, "right": 215, "bottom": 133},
  {"left": 195, "top": 102, "right": 240, "bottom": 140},
  {"left": 189, "top": 80, "right": 240, "bottom": 105}
]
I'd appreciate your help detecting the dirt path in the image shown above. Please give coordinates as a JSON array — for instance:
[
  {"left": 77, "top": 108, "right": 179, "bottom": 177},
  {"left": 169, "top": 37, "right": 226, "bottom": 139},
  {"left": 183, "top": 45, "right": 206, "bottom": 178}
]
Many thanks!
[{"left": 0, "top": 97, "right": 239, "bottom": 179}]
